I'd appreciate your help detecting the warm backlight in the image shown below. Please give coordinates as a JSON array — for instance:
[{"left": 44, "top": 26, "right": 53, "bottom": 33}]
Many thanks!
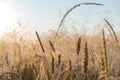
[{"left": 0, "top": 2, "right": 17, "bottom": 35}]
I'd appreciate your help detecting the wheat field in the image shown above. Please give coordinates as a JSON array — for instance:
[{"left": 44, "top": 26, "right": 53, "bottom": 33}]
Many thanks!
[
  {"left": 0, "top": 25, "right": 120, "bottom": 80},
  {"left": 0, "top": 2, "right": 120, "bottom": 80}
]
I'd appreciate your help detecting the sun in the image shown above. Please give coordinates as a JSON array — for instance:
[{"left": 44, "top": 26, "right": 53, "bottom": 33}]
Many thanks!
[{"left": 0, "top": 1, "right": 17, "bottom": 35}]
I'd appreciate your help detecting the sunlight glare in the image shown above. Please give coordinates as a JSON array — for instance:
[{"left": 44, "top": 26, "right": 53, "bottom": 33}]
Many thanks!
[{"left": 0, "top": 1, "right": 17, "bottom": 35}]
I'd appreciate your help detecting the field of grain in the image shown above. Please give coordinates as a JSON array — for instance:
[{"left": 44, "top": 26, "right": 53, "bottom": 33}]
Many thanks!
[
  {"left": 0, "top": 2, "right": 120, "bottom": 80},
  {"left": 0, "top": 22, "right": 120, "bottom": 80}
]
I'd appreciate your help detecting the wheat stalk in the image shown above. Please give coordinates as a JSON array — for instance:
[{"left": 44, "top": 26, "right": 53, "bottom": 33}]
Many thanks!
[
  {"left": 99, "top": 29, "right": 108, "bottom": 80},
  {"left": 51, "top": 57, "right": 55, "bottom": 74},
  {"left": 47, "top": 70, "right": 51, "bottom": 80},
  {"left": 84, "top": 42, "right": 89, "bottom": 80},
  {"left": 49, "top": 40, "right": 55, "bottom": 52},
  {"left": 102, "top": 29, "right": 108, "bottom": 72},
  {"left": 58, "top": 54, "right": 61, "bottom": 67},
  {"left": 35, "top": 31, "right": 45, "bottom": 53},
  {"left": 99, "top": 50, "right": 107, "bottom": 80},
  {"left": 77, "top": 37, "right": 81, "bottom": 55}
]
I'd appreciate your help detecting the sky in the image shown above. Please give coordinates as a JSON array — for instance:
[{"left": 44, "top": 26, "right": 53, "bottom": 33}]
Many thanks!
[{"left": 0, "top": 0, "right": 120, "bottom": 35}]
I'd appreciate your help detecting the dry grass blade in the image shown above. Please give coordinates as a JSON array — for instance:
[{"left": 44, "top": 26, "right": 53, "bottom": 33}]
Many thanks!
[
  {"left": 49, "top": 40, "right": 55, "bottom": 52},
  {"left": 35, "top": 31, "right": 45, "bottom": 53},
  {"left": 104, "top": 18, "right": 120, "bottom": 49},
  {"left": 77, "top": 37, "right": 81, "bottom": 55},
  {"left": 53, "top": 2, "right": 103, "bottom": 44}
]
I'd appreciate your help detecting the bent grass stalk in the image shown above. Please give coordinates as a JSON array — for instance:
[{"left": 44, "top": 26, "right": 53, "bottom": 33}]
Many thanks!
[
  {"left": 53, "top": 2, "right": 103, "bottom": 44},
  {"left": 104, "top": 18, "right": 120, "bottom": 50}
]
